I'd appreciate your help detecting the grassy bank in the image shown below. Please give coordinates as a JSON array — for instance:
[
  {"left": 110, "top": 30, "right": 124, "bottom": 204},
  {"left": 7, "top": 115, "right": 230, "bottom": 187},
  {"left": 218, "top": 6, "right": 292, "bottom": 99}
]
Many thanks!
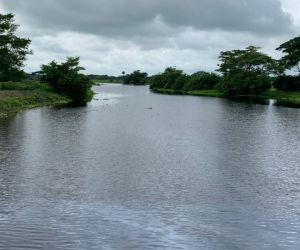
[
  {"left": 0, "top": 81, "right": 71, "bottom": 118},
  {"left": 151, "top": 88, "right": 300, "bottom": 107},
  {"left": 259, "top": 90, "right": 300, "bottom": 106}
]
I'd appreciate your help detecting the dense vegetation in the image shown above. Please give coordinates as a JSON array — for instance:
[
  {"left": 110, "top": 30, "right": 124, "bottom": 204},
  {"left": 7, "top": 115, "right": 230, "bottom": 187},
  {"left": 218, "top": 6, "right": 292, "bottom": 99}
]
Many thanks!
[
  {"left": 217, "top": 46, "right": 279, "bottom": 97},
  {"left": 273, "top": 75, "right": 300, "bottom": 91},
  {"left": 40, "top": 57, "right": 93, "bottom": 106},
  {"left": 149, "top": 67, "right": 221, "bottom": 93},
  {"left": 123, "top": 70, "right": 148, "bottom": 85}
]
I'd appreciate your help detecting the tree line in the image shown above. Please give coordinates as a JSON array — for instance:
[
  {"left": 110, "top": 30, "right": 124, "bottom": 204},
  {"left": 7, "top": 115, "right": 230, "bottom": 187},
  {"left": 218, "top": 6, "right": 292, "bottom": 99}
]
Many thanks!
[{"left": 125, "top": 39, "right": 300, "bottom": 98}]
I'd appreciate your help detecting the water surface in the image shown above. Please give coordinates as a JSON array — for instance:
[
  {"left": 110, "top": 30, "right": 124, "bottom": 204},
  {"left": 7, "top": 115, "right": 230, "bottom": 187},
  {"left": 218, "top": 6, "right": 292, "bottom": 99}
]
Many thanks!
[{"left": 0, "top": 84, "right": 300, "bottom": 249}]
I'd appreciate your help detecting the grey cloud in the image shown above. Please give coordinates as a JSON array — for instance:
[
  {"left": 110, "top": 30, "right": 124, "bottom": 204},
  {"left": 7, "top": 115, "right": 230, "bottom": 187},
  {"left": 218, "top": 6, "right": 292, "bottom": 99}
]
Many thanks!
[
  {"left": 2, "top": 0, "right": 294, "bottom": 39},
  {"left": 0, "top": 0, "right": 297, "bottom": 75}
]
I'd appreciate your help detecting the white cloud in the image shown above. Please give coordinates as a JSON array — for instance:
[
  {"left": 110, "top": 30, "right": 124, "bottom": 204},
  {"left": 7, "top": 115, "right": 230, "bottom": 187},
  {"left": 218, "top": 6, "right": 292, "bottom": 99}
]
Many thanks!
[{"left": 281, "top": 0, "right": 300, "bottom": 26}]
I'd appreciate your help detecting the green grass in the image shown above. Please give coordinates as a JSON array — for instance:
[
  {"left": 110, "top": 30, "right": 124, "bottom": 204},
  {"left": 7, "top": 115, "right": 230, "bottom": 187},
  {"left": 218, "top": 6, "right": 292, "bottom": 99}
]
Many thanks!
[
  {"left": 187, "top": 89, "right": 224, "bottom": 98},
  {"left": 258, "top": 90, "right": 300, "bottom": 106},
  {"left": 0, "top": 81, "right": 71, "bottom": 118},
  {"left": 261, "top": 90, "right": 300, "bottom": 103}
]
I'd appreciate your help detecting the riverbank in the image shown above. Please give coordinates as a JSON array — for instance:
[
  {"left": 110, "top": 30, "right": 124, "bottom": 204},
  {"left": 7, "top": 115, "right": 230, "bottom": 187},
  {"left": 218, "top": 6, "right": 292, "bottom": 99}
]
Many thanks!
[
  {"left": 151, "top": 88, "right": 300, "bottom": 107},
  {"left": 0, "top": 82, "right": 71, "bottom": 118},
  {"left": 151, "top": 88, "right": 224, "bottom": 97}
]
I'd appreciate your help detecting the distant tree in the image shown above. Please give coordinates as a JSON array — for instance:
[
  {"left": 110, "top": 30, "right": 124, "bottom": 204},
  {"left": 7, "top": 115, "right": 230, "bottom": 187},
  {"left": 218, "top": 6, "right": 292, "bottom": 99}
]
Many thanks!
[
  {"left": 277, "top": 36, "right": 300, "bottom": 74},
  {"left": 149, "top": 73, "right": 164, "bottom": 89},
  {"left": 149, "top": 67, "right": 185, "bottom": 90},
  {"left": 0, "top": 13, "right": 32, "bottom": 81},
  {"left": 123, "top": 70, "right": 148, "bottom": 85},
  {"left": 217, "top": 46, "right": 278, "bottom": 97},
  {"left": 184, "top": 71, "right": 220, "bottom": 91},
  {"left": 161, "top": 67, "right": 184, "bottom": 89},
  {"left": 172, "top": 74, "right": 190, "bottom": 91},
  {"left": 41, "top": 57, "right": 92, "bottom": 106}
]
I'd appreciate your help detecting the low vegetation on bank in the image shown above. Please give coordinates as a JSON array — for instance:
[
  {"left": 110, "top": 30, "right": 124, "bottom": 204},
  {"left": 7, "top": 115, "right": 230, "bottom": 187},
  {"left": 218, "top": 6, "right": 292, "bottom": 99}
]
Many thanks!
[{"left": 0, "top": 81, "right": 70, "bottom": 118}]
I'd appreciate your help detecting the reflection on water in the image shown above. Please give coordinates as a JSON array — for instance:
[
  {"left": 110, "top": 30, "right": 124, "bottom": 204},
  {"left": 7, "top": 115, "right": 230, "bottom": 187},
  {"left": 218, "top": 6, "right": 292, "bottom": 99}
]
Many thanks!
[{"left": 0, "top": 84, "right": 300, "bottom": 249}]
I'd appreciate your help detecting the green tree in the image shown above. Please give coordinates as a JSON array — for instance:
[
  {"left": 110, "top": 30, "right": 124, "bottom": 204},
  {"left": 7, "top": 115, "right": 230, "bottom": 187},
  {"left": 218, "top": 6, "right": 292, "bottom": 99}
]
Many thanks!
[
  {"left": 41, "top": 57, "right": 92, "bottom": 106},
  {"left": 123, "top": 70, "right": 148, "bottom": 85},
  {"left": 277, "top": 36, "right": 300, "bottom": 74},
  {"left": 149, "top": 67, "right": 185, "bottom": 90},
  {"left": 161, "top": 67, "right": 184, "bottom": 89},
  {"left": 184, "top": 71, "right": 220, "bottom": 91},
  {"left": 217, "top": 46, "right": 277, "bottom": 97},
  {"left": 172, "top": 74, "right": 190, "bottom": 90},
  {"left": 0, "top": 13, "right": 32, "bottom": 81},
  {"left": 149, "top": 73, "right": 164, "bottom": 90}
]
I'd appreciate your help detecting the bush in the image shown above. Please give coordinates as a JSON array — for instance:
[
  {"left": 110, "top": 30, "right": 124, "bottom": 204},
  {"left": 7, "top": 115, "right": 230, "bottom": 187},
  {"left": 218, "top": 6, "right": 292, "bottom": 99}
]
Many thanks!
[
  {"left": 273, "top": 75, "right": 300, "bottom": 91},
  {"left": 40, "top": 57, "right": 92, "bottom": 106},
  {"left": 184, "top": 71, "right": 220, "bottom": 91}
]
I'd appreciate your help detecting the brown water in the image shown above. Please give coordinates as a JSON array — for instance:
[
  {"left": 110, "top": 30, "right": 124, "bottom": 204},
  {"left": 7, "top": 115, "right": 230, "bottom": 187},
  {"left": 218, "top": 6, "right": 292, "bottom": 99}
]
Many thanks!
[{"left": 0, "top": 84, "right": 300, "bottom": 249}]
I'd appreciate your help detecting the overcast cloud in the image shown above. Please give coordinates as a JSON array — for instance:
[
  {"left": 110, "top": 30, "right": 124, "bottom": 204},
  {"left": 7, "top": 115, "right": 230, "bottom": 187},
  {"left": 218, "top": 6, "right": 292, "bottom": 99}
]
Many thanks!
[{"left": 0, "top": 0, "right": 299, "bottom": 75}]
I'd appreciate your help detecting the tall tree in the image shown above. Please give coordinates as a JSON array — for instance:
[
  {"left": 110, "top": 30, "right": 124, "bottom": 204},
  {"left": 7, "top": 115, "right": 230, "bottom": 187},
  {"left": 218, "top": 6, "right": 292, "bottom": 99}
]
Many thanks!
[
  {"left": 0, "top": 13, "right": 32, "bottom": 81},
  {"left": 217, "top": 46, "right": 278, "bottom": 97},
  {"left": 277, "top": 36, "right": 300, "bottom": 74}
]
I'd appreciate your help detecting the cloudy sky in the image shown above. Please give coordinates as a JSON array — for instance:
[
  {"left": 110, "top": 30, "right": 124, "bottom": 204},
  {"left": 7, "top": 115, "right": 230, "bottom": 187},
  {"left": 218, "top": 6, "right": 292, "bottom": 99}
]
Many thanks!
[{"left": 0, "top": 0, "right": 299, "bottom": 75}]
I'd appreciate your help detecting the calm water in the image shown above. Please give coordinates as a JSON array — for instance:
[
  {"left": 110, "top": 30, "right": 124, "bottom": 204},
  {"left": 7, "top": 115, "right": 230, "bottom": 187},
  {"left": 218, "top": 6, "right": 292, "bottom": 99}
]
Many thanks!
[{"left": 0, "top": 84, "right": 300, "bottom": 249}]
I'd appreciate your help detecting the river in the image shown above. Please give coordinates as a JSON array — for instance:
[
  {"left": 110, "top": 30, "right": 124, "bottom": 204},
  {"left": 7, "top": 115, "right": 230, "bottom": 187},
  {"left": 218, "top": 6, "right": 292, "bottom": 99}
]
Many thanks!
[{"left": 0, "top": 84, "right": 300, "bottom": 249}]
